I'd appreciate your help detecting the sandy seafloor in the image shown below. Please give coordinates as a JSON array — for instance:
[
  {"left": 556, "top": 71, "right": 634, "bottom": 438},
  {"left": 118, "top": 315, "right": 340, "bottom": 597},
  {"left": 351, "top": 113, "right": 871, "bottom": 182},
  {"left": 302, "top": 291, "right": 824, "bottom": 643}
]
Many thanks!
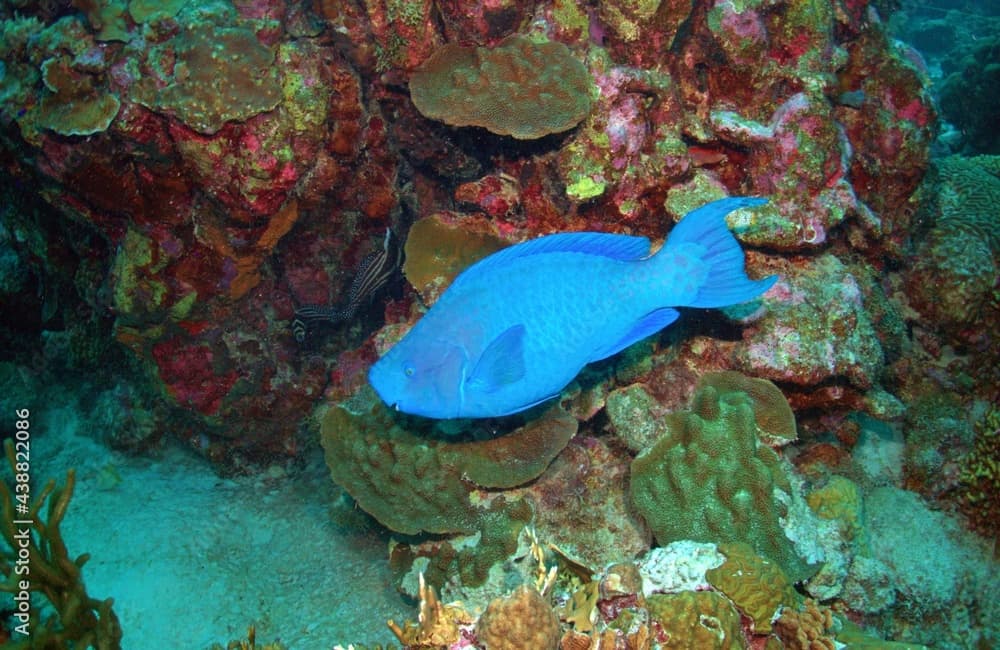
[{"left": 19, "top": 399, "right": 410, "bottom": 648}]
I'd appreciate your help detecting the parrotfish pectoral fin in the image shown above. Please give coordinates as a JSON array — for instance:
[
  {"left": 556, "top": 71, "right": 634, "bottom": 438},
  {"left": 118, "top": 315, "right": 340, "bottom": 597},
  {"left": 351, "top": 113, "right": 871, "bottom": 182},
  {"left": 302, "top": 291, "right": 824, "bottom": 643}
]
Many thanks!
[
  {"left": 468, "top": 324, "right": 527, "bottom": 393},
  {"left": 589, "top": 307, "right": 680, "bottom": 362},
  {"left": 665, "top": 197, "right": 778, "bottom": 308}
]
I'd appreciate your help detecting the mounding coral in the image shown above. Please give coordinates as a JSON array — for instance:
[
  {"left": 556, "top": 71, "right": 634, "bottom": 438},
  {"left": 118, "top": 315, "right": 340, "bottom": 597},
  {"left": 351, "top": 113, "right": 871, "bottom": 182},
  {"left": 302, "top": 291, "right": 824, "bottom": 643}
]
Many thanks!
[
  {"left": 476, "top": 584, "right": 561, "bottom": 650},
  {"left": 905, "top": 154, "right": 1000, "bottom": 334},
  {"left": 629, "top": 372, "right": 812, "bottom": 581},
  {"left": 319, "top": 386, "right": 576, "bottom": 535}
]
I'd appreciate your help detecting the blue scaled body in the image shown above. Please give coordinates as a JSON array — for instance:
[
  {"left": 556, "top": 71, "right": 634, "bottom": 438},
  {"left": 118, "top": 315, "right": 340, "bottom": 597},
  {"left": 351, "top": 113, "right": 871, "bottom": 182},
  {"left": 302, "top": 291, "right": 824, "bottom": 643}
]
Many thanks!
[{"left": 369, "top": 197, "right": 777, "bottom": 419}]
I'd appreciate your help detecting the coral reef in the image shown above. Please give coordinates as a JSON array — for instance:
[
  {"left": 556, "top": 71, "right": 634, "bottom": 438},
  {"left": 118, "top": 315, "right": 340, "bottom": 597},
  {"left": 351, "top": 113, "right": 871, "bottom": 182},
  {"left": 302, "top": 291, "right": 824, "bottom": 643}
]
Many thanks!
[
  {"left": 476, "top": 584, "right": 561, "bottom": 650},
  {"left": 5, "top": 0, "right": 997, "bottom": 646},
  {"left": 904, "top": 155, "right": 1000, "bottom": 337},
  {"left": 320, "top": 387, "right": 575, "bottom": 535},
  {"left": 705, "top": 542, "right": 799, "bottom": 635},
  {"left": 0, "top": 440, "right": 122, "bottom": 648},
  {"left": 937, "top": 39, "right": 1000, "bottom": 154},
  {"left": 628, "top": 373, "right": 810, "bottom": 581},
  {"left": 409, "top": 35, "right": 593, "bottom": 139},
  {"left": 0, "top": 0, "right": 942, "bottom": 471}
]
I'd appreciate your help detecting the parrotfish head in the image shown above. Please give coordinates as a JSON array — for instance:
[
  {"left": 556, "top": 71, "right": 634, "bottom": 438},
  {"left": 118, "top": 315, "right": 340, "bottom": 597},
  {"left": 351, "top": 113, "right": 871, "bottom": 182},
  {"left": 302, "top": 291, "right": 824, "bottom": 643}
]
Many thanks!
[{"left": 368, "top": 337, "right": 468, "bottom": 419}]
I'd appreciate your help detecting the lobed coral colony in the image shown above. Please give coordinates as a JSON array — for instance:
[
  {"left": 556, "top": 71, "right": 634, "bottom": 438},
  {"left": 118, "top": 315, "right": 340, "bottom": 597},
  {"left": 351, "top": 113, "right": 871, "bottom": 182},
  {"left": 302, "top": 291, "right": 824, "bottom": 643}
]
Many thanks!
[{"left": 1, "top": 0, "right": 998, "bottom": 648}]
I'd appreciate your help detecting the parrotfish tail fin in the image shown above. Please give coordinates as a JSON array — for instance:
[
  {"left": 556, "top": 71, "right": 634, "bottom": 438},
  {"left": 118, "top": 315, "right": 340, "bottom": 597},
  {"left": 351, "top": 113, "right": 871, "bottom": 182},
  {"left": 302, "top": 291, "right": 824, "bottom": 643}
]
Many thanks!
[{"left": 666, "top": 197, "right": 778, "bottom": 308}]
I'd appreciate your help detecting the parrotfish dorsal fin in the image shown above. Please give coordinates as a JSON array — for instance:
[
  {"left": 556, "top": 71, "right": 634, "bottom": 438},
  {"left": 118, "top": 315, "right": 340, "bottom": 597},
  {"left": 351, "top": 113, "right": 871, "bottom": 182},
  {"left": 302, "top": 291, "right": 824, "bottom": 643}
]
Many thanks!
[
  {"left": 588, "top": 307, "right": 680, "bottom": 362},
  {"left": 467, "top": 324, "right": 527, "bottom": 393},
  {"left": 450, "top": 232, "right": 650, "bottom": 293}
]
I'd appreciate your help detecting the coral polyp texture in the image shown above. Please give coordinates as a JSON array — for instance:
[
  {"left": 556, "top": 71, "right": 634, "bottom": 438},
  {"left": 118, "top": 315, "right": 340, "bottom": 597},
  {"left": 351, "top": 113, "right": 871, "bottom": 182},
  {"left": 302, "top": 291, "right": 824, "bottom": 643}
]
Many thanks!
[
  {"left": 475, "top": 585, "right": 561, "bottom": 650},
  {"left": 628, "top": 373, "right": 810, "bottom": 581},
  {"left": 905, "top": 155, "right": 1000, "bottom": 335},
  {"left": 320, "top": 386, "right": 575, "bottom": 535},
  {"left": 409, "top": 35, "right": 593, "bottom": 139},
  {"left": 130, "top": 20, "right": 282, "bottom": 135}
]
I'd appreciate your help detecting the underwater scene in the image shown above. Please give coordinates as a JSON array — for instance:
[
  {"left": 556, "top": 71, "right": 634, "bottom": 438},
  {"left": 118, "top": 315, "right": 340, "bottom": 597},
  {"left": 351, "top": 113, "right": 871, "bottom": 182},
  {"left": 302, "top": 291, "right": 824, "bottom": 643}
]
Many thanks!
[{"left": 0, "top": 0, "right": 998, "bottom": 648}]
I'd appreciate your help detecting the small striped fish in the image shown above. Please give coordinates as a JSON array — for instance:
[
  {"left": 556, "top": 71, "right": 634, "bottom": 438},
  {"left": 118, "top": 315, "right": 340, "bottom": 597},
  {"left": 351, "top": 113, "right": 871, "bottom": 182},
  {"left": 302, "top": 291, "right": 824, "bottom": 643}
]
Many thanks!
[{"left": 292, "top": 229, "right": 402, "bottom": 343}]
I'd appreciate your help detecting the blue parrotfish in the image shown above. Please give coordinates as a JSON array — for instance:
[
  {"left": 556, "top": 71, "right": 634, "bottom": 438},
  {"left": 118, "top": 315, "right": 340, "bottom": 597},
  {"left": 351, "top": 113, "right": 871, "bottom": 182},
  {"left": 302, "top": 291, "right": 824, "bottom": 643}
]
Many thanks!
[{"left": 369, "top": 197, "right": 777, "bottom": 419}]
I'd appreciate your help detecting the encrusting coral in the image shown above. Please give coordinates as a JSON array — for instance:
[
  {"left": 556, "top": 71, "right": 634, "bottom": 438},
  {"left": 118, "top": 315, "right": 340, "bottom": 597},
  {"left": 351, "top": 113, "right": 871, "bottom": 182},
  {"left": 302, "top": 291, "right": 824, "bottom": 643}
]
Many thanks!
[
  {"left": 409, "top": 35, "right": 593, "bottom": 139},
  {"left": 0, "top": 440, "right": 122, "bottom": 649},
  {"left": 645, "top": 590, "right": 745, "bottom": 650},
  {"left": 320, "top": 386, "right": 576, "bottom": 536},
  {"left": 402, "top": 212, "right": 507, "bottom": 305},
  {"left": 131, "top": 18, "right": 282, "bottom": 135}
]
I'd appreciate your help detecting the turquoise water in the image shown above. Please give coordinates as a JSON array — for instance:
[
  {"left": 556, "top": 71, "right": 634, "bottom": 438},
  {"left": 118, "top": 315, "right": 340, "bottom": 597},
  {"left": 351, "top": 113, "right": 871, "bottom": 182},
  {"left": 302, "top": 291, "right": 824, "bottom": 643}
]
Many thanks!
[{"left": 1, "top": 1, "right": 999, "bottom": 648}]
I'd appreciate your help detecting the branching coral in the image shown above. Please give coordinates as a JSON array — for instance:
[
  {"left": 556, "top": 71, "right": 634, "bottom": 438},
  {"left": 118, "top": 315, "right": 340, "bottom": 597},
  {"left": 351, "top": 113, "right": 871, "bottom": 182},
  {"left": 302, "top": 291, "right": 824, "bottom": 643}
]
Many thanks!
[
  {"left": 387, "top": 572, "right": 471, "bottom": 648},
  {"left": 0, "top": 440, "right": 122, "bottom": 649}
]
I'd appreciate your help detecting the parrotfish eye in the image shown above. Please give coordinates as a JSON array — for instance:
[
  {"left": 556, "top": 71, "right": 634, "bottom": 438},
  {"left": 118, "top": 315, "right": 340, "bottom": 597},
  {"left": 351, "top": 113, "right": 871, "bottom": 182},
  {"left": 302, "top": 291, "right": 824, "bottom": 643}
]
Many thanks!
[{"left": 404, "top": 365, "right": 415, "bottom": 377}]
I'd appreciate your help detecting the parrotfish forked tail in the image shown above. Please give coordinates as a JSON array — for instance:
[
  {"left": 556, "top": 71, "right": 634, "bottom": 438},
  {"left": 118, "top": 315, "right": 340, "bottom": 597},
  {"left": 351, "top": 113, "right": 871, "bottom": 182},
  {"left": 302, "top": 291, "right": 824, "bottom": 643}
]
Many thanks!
[{"left": 369, "top": 197, "right": 778, "bottom": 419}]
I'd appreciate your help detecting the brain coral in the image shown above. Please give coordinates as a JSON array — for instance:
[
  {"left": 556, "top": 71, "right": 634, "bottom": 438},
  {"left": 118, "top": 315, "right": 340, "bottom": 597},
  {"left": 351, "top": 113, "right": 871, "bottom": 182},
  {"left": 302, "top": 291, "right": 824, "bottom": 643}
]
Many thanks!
[
  {"left": 629, "top": 373, "right": 811, "bottom": 581},
  {"left": 475, "top": 585, "right": 561, "bottom": 650},
  {"left": 906, "top": 155, "right": 1000, "bottom": 329},
  {"left": 409, "top": 35, "right": 593, "bottom": 139},
  {"left": 705, "top": 542, "right": 799, "bottom": 634},
  {"left": 132, "top": 21, "right": 282, "bottom": 134}
]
